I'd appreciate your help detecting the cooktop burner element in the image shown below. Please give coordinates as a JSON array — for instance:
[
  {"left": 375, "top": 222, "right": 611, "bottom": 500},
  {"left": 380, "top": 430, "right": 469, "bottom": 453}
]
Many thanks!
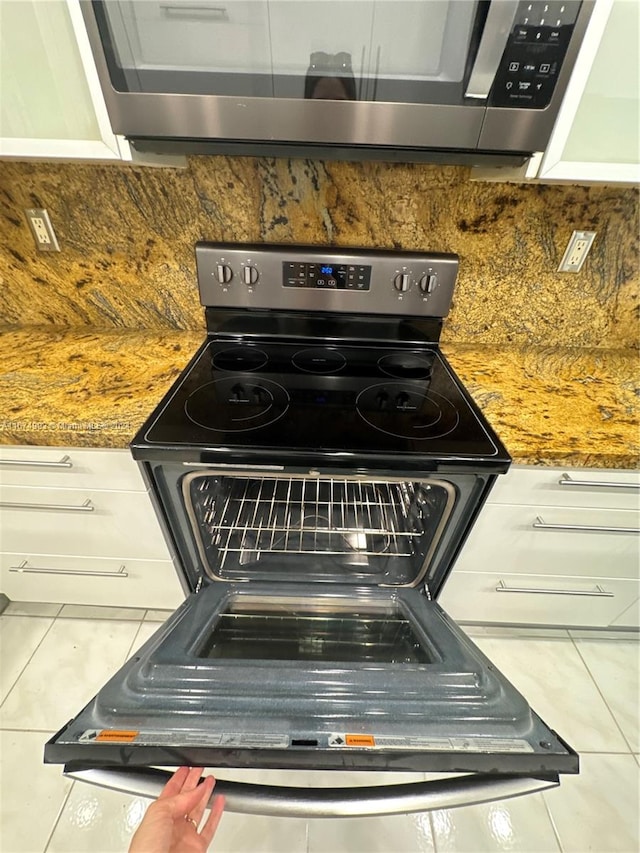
[
  {"left": 212, "top": 346, "right": 268, "bottom": 372},
  {"left": 356, "top": 382, "right": 460, "bottom": 439},
  {"left": 292, "top": 348, "right": 346, "bottom": 374},
  {"left": 378, "top": 352, "right": 433, "bottom": 380},
  {"left": 185, "top": 376, "right": 289, "bottom": 432}
]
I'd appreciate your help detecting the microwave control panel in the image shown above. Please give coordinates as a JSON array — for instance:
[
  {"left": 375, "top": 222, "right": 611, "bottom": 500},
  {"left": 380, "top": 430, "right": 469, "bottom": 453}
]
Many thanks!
[{"left": 491, "top": 0, "right": 582, "bottom": 109}]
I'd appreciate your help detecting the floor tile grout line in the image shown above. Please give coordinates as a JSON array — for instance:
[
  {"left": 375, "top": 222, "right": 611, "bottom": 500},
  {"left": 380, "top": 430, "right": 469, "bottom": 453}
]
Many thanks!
[
  {"left": 0, "top": 613, "right": 58, "bottom": 712},
  {"left": 428, "top": 810, "right": 440, "bottom": 853},
  {"left": 124, "top": 619, "right": 152, "bottom": 662},
  {"left": 541, "top": 787, "right": 566, "bottom": 853},
  {"left": 43, "top": 779, "right": 76, "bottom": 853},
  {"left": 569, "top": 634, "right": 636, "bottom": 754}
]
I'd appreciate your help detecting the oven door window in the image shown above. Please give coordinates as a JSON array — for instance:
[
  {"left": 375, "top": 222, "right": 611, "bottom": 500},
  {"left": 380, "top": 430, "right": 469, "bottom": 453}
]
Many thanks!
[
  {"left": 183, "top": 472, "right": 456, "bottom": 586},
  {"left": 198, "top": 599, "right": 434, "bottom": 664},
  {"left": 46, "top": 582, "right": 578, "bottom": 778}
]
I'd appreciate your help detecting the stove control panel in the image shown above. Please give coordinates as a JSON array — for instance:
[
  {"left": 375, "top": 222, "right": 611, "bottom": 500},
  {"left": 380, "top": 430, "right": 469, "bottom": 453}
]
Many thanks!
[{"left": 196, "top": 242, "right": 459, "bottom": 318}]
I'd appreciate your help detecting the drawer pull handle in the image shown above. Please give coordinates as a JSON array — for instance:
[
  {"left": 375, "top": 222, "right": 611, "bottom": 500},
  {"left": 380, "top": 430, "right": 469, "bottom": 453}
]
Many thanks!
[
  {"left": 559, "top": 473, "right": 640, "bottom": 491},
  {"left": 496, "top": 580, "right": 614, "bottom": 598},
  {"left": 160, "top": 4, "right": 228, "bottom": 19},
  {"left": 0, "top": 498, "right": 95, "bottom": 513},
  {"left": 10, "top": 560, "right": 128, "bottom": 578},
  {"left": 533, "top": 515, "right": 639, "bottom": 535},
  {"left": 0, "top": 454, "right": 73, "bottom": 469}
]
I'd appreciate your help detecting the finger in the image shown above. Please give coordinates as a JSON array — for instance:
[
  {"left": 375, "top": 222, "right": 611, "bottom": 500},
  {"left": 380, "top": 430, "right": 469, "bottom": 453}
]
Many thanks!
[
  {"left": 167, "top": 778, "right": 213, "bottom": 820},
  {"left": 200, "top": 794, "right": 225, "bottom": 848},
  {"left": 158, "top": 766, "right": 190, "bottom": 800},
  {"left": 183, "top": 766, "right": 204, "bottom": 793},
  {"left": 190, "top": 775, "right": 215, "bottom": 826}
]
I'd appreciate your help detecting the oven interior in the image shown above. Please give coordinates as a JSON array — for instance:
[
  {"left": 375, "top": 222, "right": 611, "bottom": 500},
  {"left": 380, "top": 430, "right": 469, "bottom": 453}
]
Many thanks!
[{"left": 182, "top": 471, "right": 458, "bottom": 586}]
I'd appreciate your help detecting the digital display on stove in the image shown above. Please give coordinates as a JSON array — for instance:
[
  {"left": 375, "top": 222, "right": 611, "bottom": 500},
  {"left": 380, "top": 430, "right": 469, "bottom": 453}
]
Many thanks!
[{"left": 283, "top": 261, "right": 371, "bottom": 291}]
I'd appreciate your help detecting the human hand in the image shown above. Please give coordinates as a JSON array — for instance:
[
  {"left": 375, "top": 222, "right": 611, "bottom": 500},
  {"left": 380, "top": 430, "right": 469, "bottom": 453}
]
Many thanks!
[{"left": 128, "top": 766, "right": 225, "bottom": 853}]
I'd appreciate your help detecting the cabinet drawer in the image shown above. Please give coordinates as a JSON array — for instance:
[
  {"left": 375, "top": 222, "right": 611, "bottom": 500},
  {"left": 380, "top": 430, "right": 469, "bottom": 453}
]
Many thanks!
[
  {"left": 0, "top": 485, "right": 170, "bottom": 560},
  {"left": 0, "top": 553, "right": 184, "bottom": 609},
  {"left": 0, "top": 447, "right": 146, "bottom": 491},
  {"left": 488, "top": 466, "right": 640, "bottom": 510},
  {"left": 438, "top": 571, "right": 640, "bottom": 628},
  {"left": 456, "top": 504, "right": 640, "bottom": 579}
]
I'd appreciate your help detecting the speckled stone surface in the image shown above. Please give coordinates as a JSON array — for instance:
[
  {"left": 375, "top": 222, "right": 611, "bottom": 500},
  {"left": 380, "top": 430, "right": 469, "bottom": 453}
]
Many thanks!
[
  {"left": 0, "top": 158, "right": 638, "bottom": 348},
  {"left": 442, "top": 343, "right": 640, "bottom": 469},
  {"left": 0, "top": 327, "right": 202, "bottom": 448},
  {"left": 0, "top": 327, "right": 637, "bottom": 467}
]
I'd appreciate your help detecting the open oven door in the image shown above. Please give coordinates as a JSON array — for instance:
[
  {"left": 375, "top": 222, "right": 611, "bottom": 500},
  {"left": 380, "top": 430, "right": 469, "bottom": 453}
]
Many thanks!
[{"left": 45, "top": 581, "right": 578, "bottom": 817}]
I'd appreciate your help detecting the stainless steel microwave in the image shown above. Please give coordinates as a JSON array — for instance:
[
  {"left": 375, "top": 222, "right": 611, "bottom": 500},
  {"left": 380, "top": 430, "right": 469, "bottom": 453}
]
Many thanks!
[{"left": 81, "top": 0, "right": 594, "bottom": 164}]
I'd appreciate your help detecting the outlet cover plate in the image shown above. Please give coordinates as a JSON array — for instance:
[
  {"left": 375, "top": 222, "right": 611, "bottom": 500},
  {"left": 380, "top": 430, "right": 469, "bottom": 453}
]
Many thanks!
[
  {"left": 25, "top": 208, "right": 60, "bottom": 252},
  {"left": 558, "top": 230, "right": 596, "bottom": 273}
]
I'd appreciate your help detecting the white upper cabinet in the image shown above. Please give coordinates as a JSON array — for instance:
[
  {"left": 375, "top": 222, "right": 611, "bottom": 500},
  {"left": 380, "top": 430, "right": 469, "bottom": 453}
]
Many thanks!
[
  {"left": 538, "top": 0, "right": 640, "bottom": 183},
  {"left": 0, "top": 0, "right": 130, "bottom": 160}
]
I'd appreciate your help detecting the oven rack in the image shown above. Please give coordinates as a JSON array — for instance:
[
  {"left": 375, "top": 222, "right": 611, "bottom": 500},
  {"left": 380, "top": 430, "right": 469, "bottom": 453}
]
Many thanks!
[{"left": 191, "top": 476, "right": 424, "bottom": 563}]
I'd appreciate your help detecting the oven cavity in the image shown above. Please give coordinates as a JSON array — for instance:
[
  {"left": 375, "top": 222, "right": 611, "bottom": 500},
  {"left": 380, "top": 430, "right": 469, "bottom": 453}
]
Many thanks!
[{"left": 183, "top": 472, "right": 456, "bottom": 585}]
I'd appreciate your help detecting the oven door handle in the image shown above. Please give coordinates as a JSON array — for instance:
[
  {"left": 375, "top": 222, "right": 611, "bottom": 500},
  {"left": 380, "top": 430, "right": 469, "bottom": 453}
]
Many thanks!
[{"left": 64, "top": 767, "right": 559, "bottom": 818}]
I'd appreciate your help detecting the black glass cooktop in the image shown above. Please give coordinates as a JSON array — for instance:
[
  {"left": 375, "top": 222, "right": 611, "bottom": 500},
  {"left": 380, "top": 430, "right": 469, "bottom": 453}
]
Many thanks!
[{"left": 138, "top": 339, "right": 506, "bottom": 465}]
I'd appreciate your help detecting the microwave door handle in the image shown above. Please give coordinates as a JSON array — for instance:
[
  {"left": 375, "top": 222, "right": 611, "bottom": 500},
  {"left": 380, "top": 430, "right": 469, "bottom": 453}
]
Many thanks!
[
  {"left": 465, "top": 0, "right": 519, "bottom": 99},
  {"left": 64, "top": 767, "right": 559, "bottom": 818}
]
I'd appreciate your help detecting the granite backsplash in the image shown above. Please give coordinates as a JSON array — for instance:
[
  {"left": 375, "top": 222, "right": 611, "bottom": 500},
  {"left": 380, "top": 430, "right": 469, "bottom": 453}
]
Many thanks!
[{"left": 0, "top": 157, "right": 637, "bottom": 348}]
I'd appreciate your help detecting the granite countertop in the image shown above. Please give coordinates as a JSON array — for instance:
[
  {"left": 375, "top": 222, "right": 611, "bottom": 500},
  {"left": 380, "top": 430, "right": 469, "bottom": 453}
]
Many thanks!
[{"left": 0, "top": 327, "right": 637, "bottom": 468}]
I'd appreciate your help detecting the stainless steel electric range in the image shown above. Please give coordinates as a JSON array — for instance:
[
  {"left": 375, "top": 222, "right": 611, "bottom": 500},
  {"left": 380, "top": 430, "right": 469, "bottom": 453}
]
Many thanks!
[{"left": 46, "top": 243, "right": 578, "bottom": 817}]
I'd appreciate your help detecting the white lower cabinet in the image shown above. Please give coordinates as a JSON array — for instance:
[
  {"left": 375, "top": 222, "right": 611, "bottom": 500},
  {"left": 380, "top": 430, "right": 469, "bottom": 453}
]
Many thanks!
[
  {"left": 439, "top": 465, "right": 640, "bottom": 628},
  {"left": 0, "top": 553, "right": 181, "bottom": 609},
  {"left": 0, "top": 447, "right": 183, "bottom": 609}
]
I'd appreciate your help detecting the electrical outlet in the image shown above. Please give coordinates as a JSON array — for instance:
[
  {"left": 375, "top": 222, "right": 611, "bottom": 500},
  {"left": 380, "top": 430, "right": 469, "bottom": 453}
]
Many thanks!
[
  {"left": 25, "top": 208, "right": 60, "bottom": 252},
  {"left": 557, "top": 230, "right": 596, "bottom": 273}
]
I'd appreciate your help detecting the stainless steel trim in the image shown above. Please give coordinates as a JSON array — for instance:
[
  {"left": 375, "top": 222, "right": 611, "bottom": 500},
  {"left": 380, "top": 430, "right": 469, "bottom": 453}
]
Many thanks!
[
  {"left": 0, "top": 454, "right": 73, "bottom": 469},
  {"left": 495, "top": 579, "right": 614, "bottom": 598},
  {"left": 559, "top": 473, "right": 640, "bottom": 491},
  {"left": 181, "top": 470, "right": 456, "bottom": 587},
  {"left": 465, "top": 0, "right": 519, "bottom": 99},
  {"left": 10, "top": 560, "right": 128, "bottom": 578},
  {"left": 64, "top": 768, "right": 560, "bottom": 817},
  {"left": 0, "top": 498, "right": 94, "bottom": 513},
  {"left": 533, "top": 516, "right": 639, "bottom": 535}
]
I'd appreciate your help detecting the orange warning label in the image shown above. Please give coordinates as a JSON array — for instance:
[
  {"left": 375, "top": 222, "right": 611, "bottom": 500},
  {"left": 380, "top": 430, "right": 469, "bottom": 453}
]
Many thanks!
[
  {"left": 95, "top": 730, "right": 139, "bottom": 743},
  {"left": 345, "top": 734, "right": 376, "bottom": 747}
]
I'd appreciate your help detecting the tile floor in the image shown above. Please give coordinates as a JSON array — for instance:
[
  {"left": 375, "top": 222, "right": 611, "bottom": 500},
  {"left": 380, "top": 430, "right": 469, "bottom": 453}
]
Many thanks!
[{"left": 0, "top": 602, "right": 638, "bottom": 853}]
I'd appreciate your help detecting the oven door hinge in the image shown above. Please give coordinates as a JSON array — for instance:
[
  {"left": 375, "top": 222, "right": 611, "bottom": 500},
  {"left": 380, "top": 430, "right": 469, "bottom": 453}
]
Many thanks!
[
  {"left": 195, "top": 575, "right": 203, "bottom": 594},
  {"left": 422, "top": 583, "right": 432, "bottom": 600}
]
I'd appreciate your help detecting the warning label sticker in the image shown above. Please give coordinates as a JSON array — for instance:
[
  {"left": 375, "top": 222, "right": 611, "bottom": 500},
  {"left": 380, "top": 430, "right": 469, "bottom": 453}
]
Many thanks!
[
  {"left": 345, "top": 734, "right": 376, "bottom": 747},
  {"left": 328, "top": 734, "right": 534, "bottom": 753},
  {"left": 78, "top": 730, "right": 289, "bottom": 749},
  {"left": 94, "top": 730, "right": 139, "bottom": 743}
]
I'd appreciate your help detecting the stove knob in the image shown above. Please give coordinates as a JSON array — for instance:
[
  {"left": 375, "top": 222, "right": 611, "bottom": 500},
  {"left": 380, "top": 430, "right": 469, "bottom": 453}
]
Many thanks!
[
  {"left": 375, "top": 390, "right": 389, "bottom": 410},
  {"left": 242, "top": 265, "right": 259, "bottom": 286},
  {"left": 419, "top": 273, "right": 437, "bottom": 294},
  {"left": 393, "top": 272, "right": 411, "bottom": 293},
  {"left": 215, "top": 263, "right": 233, "bottom": 284},
  {"left": 396, "top": 391, "right": 410, "bottom": 410}
]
